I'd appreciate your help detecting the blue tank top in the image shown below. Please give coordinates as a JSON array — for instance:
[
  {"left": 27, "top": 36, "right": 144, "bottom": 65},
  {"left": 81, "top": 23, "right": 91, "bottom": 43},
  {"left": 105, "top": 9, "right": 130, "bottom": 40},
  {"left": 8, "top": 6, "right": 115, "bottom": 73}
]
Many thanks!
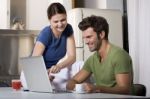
[{"left": 36, "top": 24, "right": 73, "bottom": 69}]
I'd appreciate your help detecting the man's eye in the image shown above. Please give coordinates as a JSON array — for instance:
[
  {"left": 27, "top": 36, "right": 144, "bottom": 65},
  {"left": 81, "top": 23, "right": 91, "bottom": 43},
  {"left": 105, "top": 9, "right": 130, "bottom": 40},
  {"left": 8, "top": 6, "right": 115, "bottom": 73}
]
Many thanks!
[
  {"left": 61, "top": 19, "right": 66, "bottom": 22},
  {"left": 54, "top": 21, "right": 58, "bottom": 23}
]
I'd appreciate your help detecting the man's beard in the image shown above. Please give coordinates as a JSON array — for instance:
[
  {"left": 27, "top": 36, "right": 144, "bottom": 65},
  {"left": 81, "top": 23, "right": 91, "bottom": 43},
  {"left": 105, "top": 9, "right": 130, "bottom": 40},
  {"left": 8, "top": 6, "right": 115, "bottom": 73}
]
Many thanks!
[{"left": 89, "top": 38, "right": 102, "bottom": 52}]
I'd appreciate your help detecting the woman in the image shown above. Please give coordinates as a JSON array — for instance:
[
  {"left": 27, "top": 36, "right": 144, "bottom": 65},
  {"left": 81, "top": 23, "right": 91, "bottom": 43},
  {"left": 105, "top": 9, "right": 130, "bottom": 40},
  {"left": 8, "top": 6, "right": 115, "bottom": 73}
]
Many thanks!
[{"left": 32, "top": 3, "right": 76, "bottom": 77}]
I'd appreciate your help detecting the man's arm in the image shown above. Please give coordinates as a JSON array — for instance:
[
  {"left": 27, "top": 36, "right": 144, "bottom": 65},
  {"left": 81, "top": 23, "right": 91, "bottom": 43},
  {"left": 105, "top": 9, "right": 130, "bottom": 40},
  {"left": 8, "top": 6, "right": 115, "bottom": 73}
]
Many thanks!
[
  {"left": 101, "top": 73, "right": 132, "bottom": 94},
  {"left": 66, "top": 69, "right": 91, "bottom": 90},
  {"left": 85, "top": 73, "right": 132, "bottom": 94}
]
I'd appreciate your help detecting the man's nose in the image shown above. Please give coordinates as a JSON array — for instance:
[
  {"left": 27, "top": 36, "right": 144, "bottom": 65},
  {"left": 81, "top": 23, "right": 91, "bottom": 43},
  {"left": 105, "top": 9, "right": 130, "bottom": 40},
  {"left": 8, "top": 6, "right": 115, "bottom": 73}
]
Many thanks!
[{"left": 84, "top": 38, "right": 89, "bottom": 44}]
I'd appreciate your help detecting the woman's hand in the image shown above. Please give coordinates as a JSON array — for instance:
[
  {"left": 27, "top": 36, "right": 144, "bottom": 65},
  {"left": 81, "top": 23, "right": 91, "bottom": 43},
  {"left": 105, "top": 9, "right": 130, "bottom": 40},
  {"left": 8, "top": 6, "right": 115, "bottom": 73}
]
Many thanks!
[
  {"left": 49, "top": 65, "right": 61, "bottom": 73},
  {"left": 47, "top": 68, "right": 55, "bottom": 81},
  {"left": 49, "top": 75, "right": 55, "bottom": 82},
  {"left": 47, "top": 65, "right": 61, "bottom": 82}
]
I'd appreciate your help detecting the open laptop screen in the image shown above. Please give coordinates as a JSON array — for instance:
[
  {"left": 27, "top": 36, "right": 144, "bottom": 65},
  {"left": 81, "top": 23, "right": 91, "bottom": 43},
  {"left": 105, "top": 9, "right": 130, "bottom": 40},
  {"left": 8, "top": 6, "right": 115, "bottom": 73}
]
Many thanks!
[{"left": 20, "top": 56, "right": 53, "bottom": 93}]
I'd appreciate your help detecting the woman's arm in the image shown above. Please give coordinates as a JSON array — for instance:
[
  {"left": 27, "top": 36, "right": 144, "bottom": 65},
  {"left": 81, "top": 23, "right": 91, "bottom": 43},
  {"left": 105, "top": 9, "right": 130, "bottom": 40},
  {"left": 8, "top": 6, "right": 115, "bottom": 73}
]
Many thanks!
[
  {"left": 32, "top": 41, "right": 45, "bottom": 56},
  {"left": 50, "top": 34, "right": 76, "bottom": 73}
]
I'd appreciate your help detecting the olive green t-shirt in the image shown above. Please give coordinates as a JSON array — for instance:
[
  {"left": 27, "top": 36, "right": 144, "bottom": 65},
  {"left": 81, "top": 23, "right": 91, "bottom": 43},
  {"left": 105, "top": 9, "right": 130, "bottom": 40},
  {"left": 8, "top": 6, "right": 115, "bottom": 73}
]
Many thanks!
[{"left": 83, "top": 44, "right": 133, "bottom": 87}]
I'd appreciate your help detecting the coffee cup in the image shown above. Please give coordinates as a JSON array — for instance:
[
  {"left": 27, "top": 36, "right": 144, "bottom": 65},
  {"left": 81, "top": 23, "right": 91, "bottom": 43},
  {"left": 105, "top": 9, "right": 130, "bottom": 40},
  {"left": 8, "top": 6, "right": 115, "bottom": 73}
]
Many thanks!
[
  {"left": 75, "top": 84, "right": 86, "bottom": 93},
  {"left": 11, "top": 79, "right": 22, "bottom": 90}
]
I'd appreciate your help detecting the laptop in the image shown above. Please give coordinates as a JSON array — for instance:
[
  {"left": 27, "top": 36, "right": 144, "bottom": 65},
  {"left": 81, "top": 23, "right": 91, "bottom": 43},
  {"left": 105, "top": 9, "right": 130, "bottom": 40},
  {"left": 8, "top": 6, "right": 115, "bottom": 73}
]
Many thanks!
[{"left": 19, "top": 56, "right": 70, "bottom": 93}]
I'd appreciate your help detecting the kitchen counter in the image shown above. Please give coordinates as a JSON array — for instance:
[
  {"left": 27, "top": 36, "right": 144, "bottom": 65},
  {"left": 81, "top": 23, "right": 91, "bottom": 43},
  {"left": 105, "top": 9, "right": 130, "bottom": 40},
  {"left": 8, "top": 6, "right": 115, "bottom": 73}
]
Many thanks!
[{"left": 0, "top": 29, "right": 39, "bottom": 36}]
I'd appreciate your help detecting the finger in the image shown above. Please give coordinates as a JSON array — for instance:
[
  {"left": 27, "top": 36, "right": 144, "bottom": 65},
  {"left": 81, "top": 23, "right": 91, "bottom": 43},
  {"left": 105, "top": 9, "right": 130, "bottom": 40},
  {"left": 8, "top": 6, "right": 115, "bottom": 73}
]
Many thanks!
[
  {"left": 51, "top": 66, "right": 60, "bottom": 73},
  {"left": 49, "top": 75, "right": 55, "bottom": 81},
  {"left": 84, "top": 83, "right": 92, "bottom": 93},
  {"left": 50, "top": 66, "right": 55, "bottom": 73},
  {"left": 55, "top": 67, "right": 60, "bottom": 73},
  {"left": 47, "top": 68, "right": 51, "bottom": 76}
]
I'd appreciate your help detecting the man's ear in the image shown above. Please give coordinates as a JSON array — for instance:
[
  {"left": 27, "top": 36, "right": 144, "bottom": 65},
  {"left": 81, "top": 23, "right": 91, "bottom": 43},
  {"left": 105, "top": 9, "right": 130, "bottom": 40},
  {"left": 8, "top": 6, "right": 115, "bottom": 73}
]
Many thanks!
[{"left": 99, "top": 31, "right": 105, "bottom": 39}]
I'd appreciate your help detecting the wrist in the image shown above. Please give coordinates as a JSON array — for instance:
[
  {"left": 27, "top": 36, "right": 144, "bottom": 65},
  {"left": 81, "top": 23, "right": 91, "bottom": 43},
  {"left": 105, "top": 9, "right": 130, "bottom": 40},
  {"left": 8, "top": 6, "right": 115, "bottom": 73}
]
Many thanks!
[
  {"left": 67, "top": 79, "right": 77, "bottom": 90},
  {"left": 94, "top": 85, "right": 101, "bottom": 93},
  {"left": 55, "top": 64, "right": 62, "bottom": 71}
]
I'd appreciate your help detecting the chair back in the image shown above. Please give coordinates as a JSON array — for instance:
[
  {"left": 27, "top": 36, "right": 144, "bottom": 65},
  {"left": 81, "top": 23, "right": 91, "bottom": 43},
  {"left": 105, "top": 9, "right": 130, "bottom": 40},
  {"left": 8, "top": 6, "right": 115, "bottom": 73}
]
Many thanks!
[{"left": 133, "top": 84, "right": 146, "bottom": 96}]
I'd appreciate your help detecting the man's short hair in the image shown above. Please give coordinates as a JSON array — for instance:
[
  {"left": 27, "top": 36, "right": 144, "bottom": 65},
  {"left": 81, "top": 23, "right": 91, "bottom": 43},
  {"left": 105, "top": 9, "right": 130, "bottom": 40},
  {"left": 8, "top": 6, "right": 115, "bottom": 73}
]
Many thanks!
[{"left": 78, "top": 15, "right": 109, "bottom": 40}]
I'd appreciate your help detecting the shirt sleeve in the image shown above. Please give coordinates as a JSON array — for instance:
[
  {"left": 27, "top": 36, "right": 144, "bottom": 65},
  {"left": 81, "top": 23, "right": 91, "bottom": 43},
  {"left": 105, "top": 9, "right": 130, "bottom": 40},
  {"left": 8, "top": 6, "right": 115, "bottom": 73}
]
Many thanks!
[
  {"left": 83, "top": 58, "right": 93, "bottom": 73},
  {"left": 64, "top": 24, "right": 73, "bottom": 37},
  {"left": 36, "top": 27, "right": 51, "bottom": 47},
  {"left": 113, "top": 50, "right": 133, "bottom": 74}
]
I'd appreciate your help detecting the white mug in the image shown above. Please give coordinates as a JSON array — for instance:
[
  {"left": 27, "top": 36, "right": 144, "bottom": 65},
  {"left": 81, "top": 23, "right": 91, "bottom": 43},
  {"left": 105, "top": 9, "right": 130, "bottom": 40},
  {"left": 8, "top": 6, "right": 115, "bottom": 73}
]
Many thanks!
[{"left": 75, "top": 84, "right": 86, "bottom": 93}]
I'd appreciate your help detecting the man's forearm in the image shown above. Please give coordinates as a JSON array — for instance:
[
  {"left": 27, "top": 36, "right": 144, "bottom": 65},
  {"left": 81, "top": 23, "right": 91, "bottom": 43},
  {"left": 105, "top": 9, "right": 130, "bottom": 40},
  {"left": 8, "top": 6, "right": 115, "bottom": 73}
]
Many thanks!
[
  {"left": 95, "top": 85, "right": 131, "bottom": 95},
  {"left": 66, "top": 79, "right": 78, "bottom": 90}
]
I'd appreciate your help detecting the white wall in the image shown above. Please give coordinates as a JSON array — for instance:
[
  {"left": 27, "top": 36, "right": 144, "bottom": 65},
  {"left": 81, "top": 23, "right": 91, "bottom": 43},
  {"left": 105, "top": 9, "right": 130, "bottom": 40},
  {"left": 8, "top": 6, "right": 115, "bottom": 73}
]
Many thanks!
[
  {"left": 107, "top": 0, "right": 123, "bottom": 13},
  {"left": 83, "top": 0, "right": 106, "bottom": 9},
  {"left": 26, "top": 0, "right": 73, "bottom": 30},
  {"left": 49, "top": 0, "right": 73, "bottom": 11},
  {"left": 0, "top": 0, "right": 10, "bottom": 29},
  {"left": 83, "top": 0, "right": 123, "bottom": 13},
  {"left": 127, "top": 0, "right": 150, "bottom": 96},
  {"left": 26, "top": 0, "right": 48, "bottom": 30}
]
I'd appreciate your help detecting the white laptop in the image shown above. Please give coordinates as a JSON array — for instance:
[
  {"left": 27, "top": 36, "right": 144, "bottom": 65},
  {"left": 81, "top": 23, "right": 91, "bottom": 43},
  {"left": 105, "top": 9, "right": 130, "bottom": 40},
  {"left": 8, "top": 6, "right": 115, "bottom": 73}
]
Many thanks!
[{"left": 19, "top": 56, "right": 70, "bottom": 93}]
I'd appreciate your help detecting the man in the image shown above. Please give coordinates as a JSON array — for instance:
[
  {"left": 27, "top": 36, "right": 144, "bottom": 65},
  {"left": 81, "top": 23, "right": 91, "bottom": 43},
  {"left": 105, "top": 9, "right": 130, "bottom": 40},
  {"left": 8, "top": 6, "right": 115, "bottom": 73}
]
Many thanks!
[{"left": 66, "top": 15, "right": 133, "bottom": 95}]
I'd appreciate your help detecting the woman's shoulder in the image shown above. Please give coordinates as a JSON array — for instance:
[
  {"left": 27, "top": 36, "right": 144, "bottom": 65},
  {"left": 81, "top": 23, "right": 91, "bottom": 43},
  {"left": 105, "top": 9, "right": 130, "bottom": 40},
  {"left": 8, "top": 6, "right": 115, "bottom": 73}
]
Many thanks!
[
  {"left": 37, "top": 26, "right": 52, "bottom": 39},
  {"left": 39, "top": 26, "right": 52, "bottom": 36},
  {"left": 41, "top": 26, "right": 51, "bottom": 33},
  {"left": 67, "top": 23, "right": 72, "bottom": 27},
  {"left": 65, "top": 24, "right": 73, "bottom": 30},
  {"left": 63, "top": 24, "right": 73, "bottom": 36}
]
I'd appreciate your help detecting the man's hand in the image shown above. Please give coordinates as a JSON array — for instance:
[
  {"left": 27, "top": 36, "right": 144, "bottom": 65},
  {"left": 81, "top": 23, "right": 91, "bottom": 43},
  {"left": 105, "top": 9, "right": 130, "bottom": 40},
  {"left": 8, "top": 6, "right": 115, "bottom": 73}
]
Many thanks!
[
  {"left": 84, "top": 83, "right": 100, "bottom": 93},
  {"left": 66, "top": 79, "right": 76, "bottom": 91}
]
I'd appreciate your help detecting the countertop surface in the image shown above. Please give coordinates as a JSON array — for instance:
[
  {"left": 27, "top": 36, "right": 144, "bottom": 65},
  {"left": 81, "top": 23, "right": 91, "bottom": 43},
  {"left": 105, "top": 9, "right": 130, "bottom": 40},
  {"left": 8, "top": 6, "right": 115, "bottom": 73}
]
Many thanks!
[
  {"left": 0, "top": 87, "right": 148, "bottom": 99},
  {"left": 0, "top": 29, "right": 40, "bottom": 36}
]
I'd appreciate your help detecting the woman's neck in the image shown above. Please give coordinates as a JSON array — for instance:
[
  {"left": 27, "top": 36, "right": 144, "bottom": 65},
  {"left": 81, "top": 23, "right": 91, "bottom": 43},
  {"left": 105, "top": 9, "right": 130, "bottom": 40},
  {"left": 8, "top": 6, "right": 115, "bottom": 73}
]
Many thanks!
[{"left": 51, "top": 27, "right": 62, "bottom": 38}]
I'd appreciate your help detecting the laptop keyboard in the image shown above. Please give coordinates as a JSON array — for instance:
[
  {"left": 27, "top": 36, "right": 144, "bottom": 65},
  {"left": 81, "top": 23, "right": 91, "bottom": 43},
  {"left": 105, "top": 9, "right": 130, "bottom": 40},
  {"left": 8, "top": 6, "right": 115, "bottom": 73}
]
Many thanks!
[{"left": 53, "top": 89, "right": 72, "bottom": 93}]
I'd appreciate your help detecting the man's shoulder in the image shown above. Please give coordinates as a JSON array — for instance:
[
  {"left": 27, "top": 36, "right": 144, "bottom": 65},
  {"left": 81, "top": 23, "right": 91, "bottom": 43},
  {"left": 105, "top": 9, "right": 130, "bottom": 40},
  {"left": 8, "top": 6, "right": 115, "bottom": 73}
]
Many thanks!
[
  {"left": 111, "top": 44, "right": 128, "bottom": 55},
  {"left": 83, "top": 52, "right": 98, "bottom": 72},
  {"left": 84, "top": 52, "right": 99, "bottom": 65},
  {"left": 110, "top": 44, "right": 131, "bottom": 61},
  {"left": 87, "top": 52, "right": 98, "bottom": 60}
]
